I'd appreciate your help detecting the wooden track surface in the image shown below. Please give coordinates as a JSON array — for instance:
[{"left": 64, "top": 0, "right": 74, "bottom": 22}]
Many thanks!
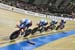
[
  {"left": 35, "top": 35, "right": 75, "bottom": 50},
  {"left": 0, "top": 8, "right": 75, "bottom": 49}
]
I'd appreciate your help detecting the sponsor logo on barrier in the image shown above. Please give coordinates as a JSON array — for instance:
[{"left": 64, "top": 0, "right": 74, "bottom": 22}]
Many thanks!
[
  {"left": 38, "top": 13, "right": 46, "bottom": 18},
  {"left": 35, "top": 13, "right": 46, "bottom": 17},
  {"left": 25, "top": 11, "right": 35, "bottom": 16},
  {"left": 35, "top": 13, "right": 39, "bottom": 16}
]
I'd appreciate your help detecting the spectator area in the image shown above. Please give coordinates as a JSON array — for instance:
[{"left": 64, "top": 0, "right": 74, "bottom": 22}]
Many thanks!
[{"left": 0, "top": 0, "right": 75, "bottom": 18}]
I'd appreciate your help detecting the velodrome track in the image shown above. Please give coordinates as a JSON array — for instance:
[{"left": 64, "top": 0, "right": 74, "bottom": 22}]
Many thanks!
[
  {"left": 0, "top": 8, "right": 75, "bottom": 50},
  {"left": 0, "top": 30, "right": 75, "bottom": 50}
]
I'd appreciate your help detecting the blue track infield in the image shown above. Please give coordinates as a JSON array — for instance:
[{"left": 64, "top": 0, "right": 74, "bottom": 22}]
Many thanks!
[{"left": 0, "top": 30, "right": 75, "bottom": 50}]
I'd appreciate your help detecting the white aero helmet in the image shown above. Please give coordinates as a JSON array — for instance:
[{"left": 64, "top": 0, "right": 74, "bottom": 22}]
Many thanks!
[
  {"left": 52, "top": 19, "right": 57, "bottom": 22},
  {"left": 44, "top": 20, "right": 47, "bottom": 23},
  {"left": 64, "top": 20, "right": 66, "bottom": 22},
  {"left": 40, "top": 19, "right": 45, "bottom": 22},
  {"left": 52, "top": 19, "right": 55, "bottom": 21},
  {"left": 61, "top": 19, "right": 66, "bottom": 22},
  {"left": 55, "top": 19, "right": 58, "bottom": 22},
  {"left": 27, "top": 19, "right": 31, "bottom": 23},
  {"left": 20, "top": 18, "right": 25, "bottom": 23},
  {"left": 20, "top": 18, "right": 29, "bottom": 23}
]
